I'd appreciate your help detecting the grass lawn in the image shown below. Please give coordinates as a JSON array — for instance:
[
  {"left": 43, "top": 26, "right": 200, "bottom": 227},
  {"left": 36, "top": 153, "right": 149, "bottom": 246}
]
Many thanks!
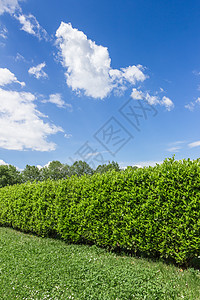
[{"left": 0, "top": 227, "right": 200, "bottom": 299}]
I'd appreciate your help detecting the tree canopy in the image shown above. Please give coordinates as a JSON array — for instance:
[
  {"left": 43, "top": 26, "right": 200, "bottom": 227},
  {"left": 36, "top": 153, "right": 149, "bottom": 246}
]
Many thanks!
[
  {"left": 0, "top": 165, "right": 22, "bottom": 188},
  {"left": 0, "top": 160, "right": 123, "bottom": 187}
]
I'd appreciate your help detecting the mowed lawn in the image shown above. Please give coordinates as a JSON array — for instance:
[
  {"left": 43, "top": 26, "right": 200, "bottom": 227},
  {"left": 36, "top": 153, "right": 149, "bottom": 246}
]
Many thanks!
[{"left": 0, "top": 227, "right": 200, "bottom": 299}]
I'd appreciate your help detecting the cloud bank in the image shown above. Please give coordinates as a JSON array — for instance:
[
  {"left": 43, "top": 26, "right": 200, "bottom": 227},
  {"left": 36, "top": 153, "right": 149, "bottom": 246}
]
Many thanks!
[
  {"left": 56, "top": 22, "right": 147, "bottom": 99},
  {"left": 0, "top": 88, "right": 63, "bottom": 151},
  {"left": 0, "top": 68, "right": 63, "bottom": 151}
]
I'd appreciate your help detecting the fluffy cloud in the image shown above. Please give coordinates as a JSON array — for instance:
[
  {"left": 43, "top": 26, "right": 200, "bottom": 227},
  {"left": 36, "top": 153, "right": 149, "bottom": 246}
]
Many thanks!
[
  {"left": 28, "top": 62, "right": 48, "bottom": 79},
  {"left": 188, "top": 141, "right": 200, "bottom": 148},
  {"left": 131, "top": 88, "right": 143, "bottom": 100},
  {"left": 160, "top": 96, "right": 174, "bottom": 111},
  {"left": 56, "top": 22, "right": 147, "bottom": 99},
  {"left": 0, "top": 0, "right": 21, "bottom": 15},
  {"left": 15, "top": 14, "right": 48, "bottom": 40},
  {"left": 131, "top": 88, "right": 174, "bottom": 111},
  {"left": 120, "top": 65, "right": 146, "bottom": 85},
  {"left": 42, "top": 93, "right": 73, "bottom": 111},
  {"left": 0, "top": 88, "right": 63, "bottom": 151},
  {"left": 110, "top": 65, "right": 146, "bottom": 85},
  {"left": 0, "top": 67, "right": 25, "bottom": 86},
  {"left": 145, "top": 93, "right": 160, "bottom": 105}
]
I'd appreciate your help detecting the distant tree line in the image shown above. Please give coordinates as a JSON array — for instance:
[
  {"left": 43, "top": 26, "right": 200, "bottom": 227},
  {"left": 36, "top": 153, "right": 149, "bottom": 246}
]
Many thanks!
[{"left": 0, "top": 160, "right": 138, "bottom": 188}]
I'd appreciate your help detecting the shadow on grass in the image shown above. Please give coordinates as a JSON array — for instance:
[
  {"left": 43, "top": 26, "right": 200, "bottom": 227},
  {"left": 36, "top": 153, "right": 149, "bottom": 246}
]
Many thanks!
[{"left": 2, "top": 225, "right": 200, "bottom": 270}]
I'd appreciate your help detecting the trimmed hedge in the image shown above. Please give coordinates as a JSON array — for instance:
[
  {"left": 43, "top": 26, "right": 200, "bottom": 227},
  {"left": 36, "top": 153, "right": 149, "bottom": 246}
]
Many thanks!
[{"left": 0, "top": 157, "right": 200, "bottom": 265}]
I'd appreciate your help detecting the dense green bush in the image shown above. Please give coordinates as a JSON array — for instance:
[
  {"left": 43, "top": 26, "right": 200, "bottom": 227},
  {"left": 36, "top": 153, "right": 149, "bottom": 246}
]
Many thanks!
[{"left": 0, "top": 157, "right": 200, "bottom": 265}]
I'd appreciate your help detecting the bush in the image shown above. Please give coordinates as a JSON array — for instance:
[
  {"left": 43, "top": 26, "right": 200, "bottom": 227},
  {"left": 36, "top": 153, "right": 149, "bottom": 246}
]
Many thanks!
[{"left": 0, "top": 157, "right": 200, "bottom": 265}]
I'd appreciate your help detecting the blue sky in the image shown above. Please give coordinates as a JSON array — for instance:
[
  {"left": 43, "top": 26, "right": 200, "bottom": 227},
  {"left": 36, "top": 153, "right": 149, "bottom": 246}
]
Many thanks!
[{"left": 0, "top": 0, "right": 200, "bottom": 169}]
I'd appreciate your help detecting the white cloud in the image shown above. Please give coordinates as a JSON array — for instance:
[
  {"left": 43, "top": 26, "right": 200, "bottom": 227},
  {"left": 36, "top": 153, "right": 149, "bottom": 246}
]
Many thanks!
[
  {"left": 36, "top": 161, "right": 52, "bottom": 169},
  {"left": 110, "top": 65, "right": 146, "bottom": 90},
  {"left": 145, "top": 93, "right": 160, "bottom": 105},
  {"left": 56, "top": 22, "right": 147, "bottom": 99},
  {"left": 36, "top": 165, "right": 43, "bottom": 170},
  {"left": 15, "top": 13, "right": 48, "bottom": 40},
  {"left": 0, "top": 159, "right": 8, "bottom": 165},
  {"left": 17, "top": 14, "right": 35, "bottom": 35},
  {"left": 160, "top": 96, "right": 174, "bottom": 111},
  {"left": 84, "top": 150, "right": 108, "bottom": 159},
  {"left": 0, "top": 25, "right": 8, "bottom": 39},
  {"left": 195, "top": 97, "right": 200, "bottom": 104},
  {"left": 166, "top": 141, "right": 187, "bottom": 152},
  {"left": 131, "top": 88, "right": 143, "bottom": 99},
  {"left": 188, "top": 141, "right": 200, "bottom": 148},
  {"left": 0, "top": 67, "right": 25, "bottom": 87},
  {"left": 185, "top": 97, "right": 200, "bottom": 111},
  {"left": 0, "top": 0, "right": 21, "bottom": 15},
  {"left": 167, "top": 146, "right": 181, "bottom": 152},
  {"left": 42, "top": 93, "right": 73, "bottom": 111},
  {"left": 15, "top": 52, "right": 25, "bottom": 62},
  {"left": 172, "top": 140, "right": 186, "bottom": 145},
  {"left": 131, "top": 88, "right": 174, "bottom": 111},
  {"left": 0, "top": 1, "right": 48, "bottom": 40},
  {"left": 121, "top": 65, "right": 146, "bottom": 84},
  {"left": 185, "top": 102, "right": 195, "bottom": 111},
  {"left": 64, "top": 133, "right": 72, "bottom": 139},
  {"left": 0, "top": 87, "right": 63, "bottom": 151},
  {"left": 120, "top": 160, "right": 163, "bottom": 169},
  {"left": 28, "top": 62, "right": 48, "bottom": 79}
]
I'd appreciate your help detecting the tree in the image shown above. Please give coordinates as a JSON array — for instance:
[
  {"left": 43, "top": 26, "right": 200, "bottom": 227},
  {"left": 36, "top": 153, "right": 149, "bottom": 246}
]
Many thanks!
[
  {"left": 0, "top": 165, "right": 22, "bottom": 188},
  {"left": 40, "top": 161, "right": 71, "bottom": 181},
  {"left": 131, "top": 166, "right": 138, "bottom": 170},
  {"left": 126, "top": 165, "right": 138, "bottom": 170},
  {"left": 21, "top": 165, "right": 41, "bottom": 183},
  {"left": 70, "top": 161, "right": 94, "bottom": 177},
  {"left": 95, "top": 161, "right": 120, "bottom": 174},
  {"left": 47, "top": 161, "right": 64, "bottom": 181}
]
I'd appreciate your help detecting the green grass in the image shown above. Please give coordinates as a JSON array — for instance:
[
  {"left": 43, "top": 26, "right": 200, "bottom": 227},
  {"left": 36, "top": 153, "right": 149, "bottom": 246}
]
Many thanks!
[{"left": 0, "top": 227, "right": 200, "bottom": 299}]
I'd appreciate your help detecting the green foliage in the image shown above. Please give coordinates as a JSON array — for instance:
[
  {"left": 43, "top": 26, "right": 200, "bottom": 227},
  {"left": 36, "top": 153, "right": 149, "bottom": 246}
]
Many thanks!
[
  {"left": 95, "top": 161, "right": 120, "bottom": 174},
  {"left": 70, "top": 160, "right": 94, "bottom": 176},
  {"left": 0, "top": 165, "right": 22, "bottom": 188},
  {"left": 0, "top": 157, "right": 200, "bottom": 266},
  {"left": 40, "top": 161, "right": 70, "bottom": 181},
  {"left": 38, "top": 160, "right": 93, "bottom": 182},
  {"left": 21, "top": 165, "right": 41, "bottom": 183}
]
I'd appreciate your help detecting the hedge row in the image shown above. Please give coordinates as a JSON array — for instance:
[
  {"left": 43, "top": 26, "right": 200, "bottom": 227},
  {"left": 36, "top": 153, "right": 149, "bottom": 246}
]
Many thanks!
[{"left": 0, "top": 157, "right": 200, "bottom": 265}]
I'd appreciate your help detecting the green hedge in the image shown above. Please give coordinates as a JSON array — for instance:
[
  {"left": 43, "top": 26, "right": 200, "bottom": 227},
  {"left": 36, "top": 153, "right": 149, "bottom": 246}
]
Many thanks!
[{"left": 0, "top": 157, "right": 200, "bottom": 265}]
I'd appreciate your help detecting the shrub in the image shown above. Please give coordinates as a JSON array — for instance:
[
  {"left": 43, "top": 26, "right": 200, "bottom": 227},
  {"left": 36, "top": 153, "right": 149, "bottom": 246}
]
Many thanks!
[{"left": 0, "top": 157, "right": 199, "bottom": 265}]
